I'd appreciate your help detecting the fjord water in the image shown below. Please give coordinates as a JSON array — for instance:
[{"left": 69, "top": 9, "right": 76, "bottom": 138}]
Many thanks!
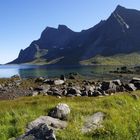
[{"left": 0, "top": 64, "right": 121, "bottom": 80}]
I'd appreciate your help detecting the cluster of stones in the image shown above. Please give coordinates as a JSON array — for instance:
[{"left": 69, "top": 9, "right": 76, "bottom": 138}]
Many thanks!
[
  {"left": 30, "top": 76, "right": 140, "bottom": 98},
  {"left": 15, "top": 103, "right": 105, "bottom": 140},
  {"left": 16, "top": 103, "right": 70, "bottom": 140}
]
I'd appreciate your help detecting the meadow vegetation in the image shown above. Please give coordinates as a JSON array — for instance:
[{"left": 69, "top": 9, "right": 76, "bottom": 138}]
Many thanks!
[
  {"left": 0, "top": 92, "right": 140, "bottom": 140},
  {"left": 80, "top": 53, "right": 140, "bottom": 65}
]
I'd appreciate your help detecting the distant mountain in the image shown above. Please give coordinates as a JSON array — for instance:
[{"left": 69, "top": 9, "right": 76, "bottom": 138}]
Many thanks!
[{"left": 9, "top": 5, "right": 140, "bottom": 65}]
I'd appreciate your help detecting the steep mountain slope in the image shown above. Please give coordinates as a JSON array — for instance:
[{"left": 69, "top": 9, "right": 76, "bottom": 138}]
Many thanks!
[{"left": 9, "top": 5, "right": 140, "bottom": 65}]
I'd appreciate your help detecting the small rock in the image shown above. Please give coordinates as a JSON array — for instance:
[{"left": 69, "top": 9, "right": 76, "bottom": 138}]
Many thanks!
[
  {"left": 44, "top": 79, "right": 54, "bottom": 85},
  {"left": 112, "top": 79, "right": 122, "bottom": 86},
  {"left": 32, "top": 91, "right": 39, "bottom": 96},
  {"left": 60, "top": 75, "right": 66, "bottom": 81},
  {"left": 56, "top": 96, "right": 62, "bottom": 99},
  {"left": 54, "top": 80, "right": 65, "bottom": 85},
  {"left": 35, "top": 77, "right": 45, "bottom": 83},
  {"left": 130, "top": 77, "right": 140, "bottom": 89},
  {"left": 67, "top": 87, "right": 81, "bottom": 95},
  {"left": 49, "top": 103, "right": 70, "bottom": 120},
  {"left": 81, "top": 91, "right": 88, "bottom": 96},
  {"left": 92, "top": 91, "right": 102, "bottom": 97},
  {"left": 101, "top": 81, "right": 116, "bottom": 92},
  {"left": 85, "top": 85, "right": 95, "bottom": 92},
  {"left": 125, "top": 83, "right": 137, "bottom": 91}
]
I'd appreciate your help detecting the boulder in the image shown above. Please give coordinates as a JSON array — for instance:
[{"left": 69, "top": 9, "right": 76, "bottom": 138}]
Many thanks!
[
  {"left": 0, "top": 84, "right": 3, "bottom": 90},
  {"left": 101, "top": 81, "right": 117, "bottom": 92},
  {"left": 30, "top": 91, "right": 38, "bottom": 96},
  {"left": 85, "top": 85, "right": 95, "bottom": 92},
  {"left": 44, "top": 79, "right": 54, "bottom": 85},
  {"left": 67, "top": 87, "right": 81, "bottom": 95},
  {"left": 92, "top": 91, "right": 102, "bottom": 97},
  {"left": 50, "top": 87, "right": 63, "bottom": 96},
  {"left": 82, "top": 112, "right": 105, "bottom": 133},
  {"left": 26, "top": 116, "right": 68, "bottom": 132},
  {"left": 60, "top": 75, "right": 66, "bottom": 81},
  {"left": 130, "top": 77, "right": 140, "bottom": 89},
  {"left": 16, "top": 123, "right": 56, "bottom": 140},
  {"left": 54, "top": 80, "right": 65, "bottom": 85},
  {"left": 35, "top": 77, "right": 45, "bottom": 83},
  {"left": 125, "top": 83, "right": 137, "bottom": 91},
  {"left": 34, "top": 85, "right": 50, "bottom": 93},
  {"left": 112, "top": 79, "right": 122, "bottom": 86},
  {"left": 49, "top": 103, "right": 70, "bottom": 120},
  {"left": 81, "top": 91, "right": 88, "bottom": 96}
]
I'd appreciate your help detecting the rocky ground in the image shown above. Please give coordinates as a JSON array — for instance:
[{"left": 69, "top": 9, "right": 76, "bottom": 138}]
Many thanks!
[
  {"left": 14, "top": 103, "right": 105, "bottom": 140},
  {"left": 0, "top": 73, "right": 140, "bottom": 100}
]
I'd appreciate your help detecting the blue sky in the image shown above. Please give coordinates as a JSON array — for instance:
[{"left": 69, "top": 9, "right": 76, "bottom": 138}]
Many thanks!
[{"left": 0, "top": 0, "right": 140, "bottom": 64}]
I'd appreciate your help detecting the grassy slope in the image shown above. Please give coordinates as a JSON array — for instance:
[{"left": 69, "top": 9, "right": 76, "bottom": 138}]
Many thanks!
[
  {"left": 1, "top": 92, "right": 140, "bottom": 140},
  {"left": 80, "top": 53, "right": 140, "bottom": 65},
  {"left": 24, "top": 53, "right": 140, "bottom": 66}
]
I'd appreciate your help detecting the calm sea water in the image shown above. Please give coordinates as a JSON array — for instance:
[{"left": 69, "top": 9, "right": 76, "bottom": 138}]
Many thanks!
[{"left": 0, "top": 64, "right": 125, "bottom": 80}]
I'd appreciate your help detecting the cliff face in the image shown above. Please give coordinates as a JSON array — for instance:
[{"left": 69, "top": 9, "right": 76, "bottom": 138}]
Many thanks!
[{"left": 9, "top": 5, "right": 140, "bottom": 65}]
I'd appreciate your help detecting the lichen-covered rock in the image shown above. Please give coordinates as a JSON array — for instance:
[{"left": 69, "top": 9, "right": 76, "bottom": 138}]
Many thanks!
[
  {"left": 49, "top": 103, "right": 70, "bottom": 120},
  {"left": 26, "top": 116, "right": 68, "bottom": 132}
]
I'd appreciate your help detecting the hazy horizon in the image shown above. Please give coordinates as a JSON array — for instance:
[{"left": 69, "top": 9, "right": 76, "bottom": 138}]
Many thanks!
[{"left": 0, "top": 0, "right": 140, "bottom": 64}]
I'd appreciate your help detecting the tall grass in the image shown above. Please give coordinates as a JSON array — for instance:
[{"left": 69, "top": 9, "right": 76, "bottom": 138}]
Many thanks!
[{"left": 0, "top": 92, "right": 140, "bottom": 140}]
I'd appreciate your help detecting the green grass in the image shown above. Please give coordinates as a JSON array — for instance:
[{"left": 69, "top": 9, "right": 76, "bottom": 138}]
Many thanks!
[
  {"left": 80, "top": 53, "right": 140, "bottom": 65},
  {"left": 1, "top": 92, "right": 140, "bottom": 140},
  {"left": 25, "top": 57, "right": 64, "bottom": 65}
]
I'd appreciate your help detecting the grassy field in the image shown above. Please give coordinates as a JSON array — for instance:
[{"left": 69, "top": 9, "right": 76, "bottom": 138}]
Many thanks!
[
  {"left": 1, "top": 92, "right": 140, "bottom": 140},
  {"left": 80, "top": 53, "right": 140, "bottom": 65}
]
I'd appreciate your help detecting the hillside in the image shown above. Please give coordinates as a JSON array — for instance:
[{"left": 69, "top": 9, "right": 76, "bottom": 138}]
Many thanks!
[{"left": 9, "top": 5, "right": 140, "bottom": 65}]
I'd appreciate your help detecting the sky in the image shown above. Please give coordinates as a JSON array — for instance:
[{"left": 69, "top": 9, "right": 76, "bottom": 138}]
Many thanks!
[{"left": 0, "top": 0, "right": 140, "bottom": 64}]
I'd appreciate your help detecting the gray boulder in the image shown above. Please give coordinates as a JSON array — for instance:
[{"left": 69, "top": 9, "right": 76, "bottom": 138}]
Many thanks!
[
  {"left": 54, "top": 80, "right": 64, "bottom": 85},
  {"left": 60, "top": 75, "right": 66, "bottom": 81},
  {"left": 49, "top": 103, "right": 70, "bottom": 120},
  {"left": 125, "top": 83, "right": 137, "bottom": 91},
  {"left": 112, "top": 79, "right": 122, "bottom": 86},
  {"left": 82, "top": 112, "right": 105, "bottom": 133},
  {"left": 101, "top": 81, "right": 117, "bottom": 93},
  {"left": 92, "top": 90, "right": 102, "bottom": 97},
  {"left": 130, "top": 77, "right": 140, "bottom": 89},
  {"left": 67, "top": 87, "right": 81, "bottom": 96},
  {"left": 16, "top": 123, "right": 56, "bottom": 140},
  {"left": 30, "top": 91, "right": 38, "bottom": 96},
  {"left": 26, "top": 116, "right": 68, "bottom": 132}
]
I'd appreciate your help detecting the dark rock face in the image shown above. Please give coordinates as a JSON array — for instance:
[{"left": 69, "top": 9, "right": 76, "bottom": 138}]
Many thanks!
[
  {"left": 9, "top": 6, "right": 140, "bottom": 65},
  {"left": 16, "top": 123, "right": 56, "bottom": 140}
]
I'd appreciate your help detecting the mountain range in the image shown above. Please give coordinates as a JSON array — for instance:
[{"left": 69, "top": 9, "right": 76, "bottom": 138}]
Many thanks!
[{"left": 9, "top": 5, "right": 140, "bottom": 65}]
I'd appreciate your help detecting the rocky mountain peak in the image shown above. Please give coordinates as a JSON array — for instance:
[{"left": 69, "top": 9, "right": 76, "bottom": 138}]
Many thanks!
[
  {"left": 9, "top": 6, "right": 140, "bottom": 65},
  {"left": 58, "top": 24, "right": 74, "bottom": 32},
  {"left": 114, "top": 5, "right": 126, "bottom": 12}
]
